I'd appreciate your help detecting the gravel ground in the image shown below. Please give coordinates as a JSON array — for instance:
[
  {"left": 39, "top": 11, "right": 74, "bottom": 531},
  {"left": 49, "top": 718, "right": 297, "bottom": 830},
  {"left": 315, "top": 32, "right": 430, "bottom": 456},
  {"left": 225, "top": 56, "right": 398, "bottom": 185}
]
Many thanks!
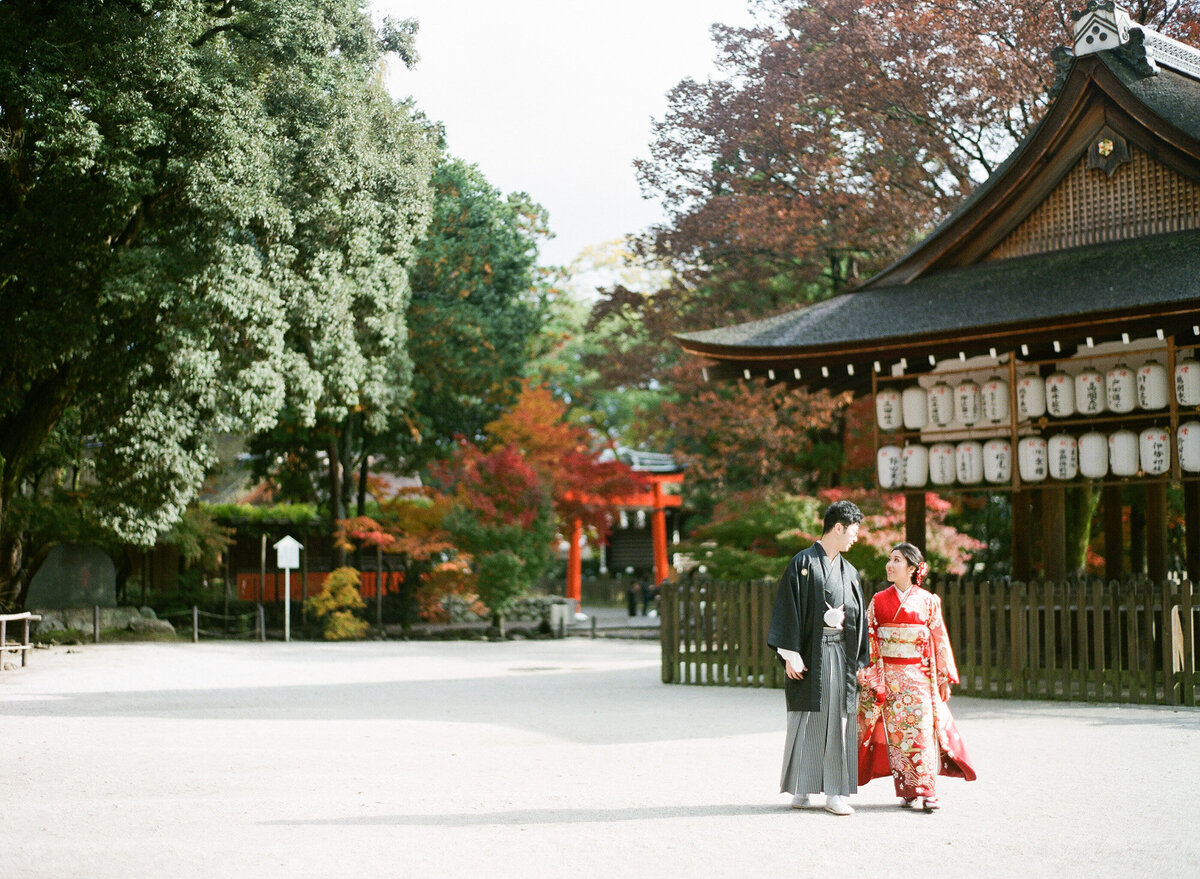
[{"left": 3, "top": 638, "right": 1198, "bottom": 878}]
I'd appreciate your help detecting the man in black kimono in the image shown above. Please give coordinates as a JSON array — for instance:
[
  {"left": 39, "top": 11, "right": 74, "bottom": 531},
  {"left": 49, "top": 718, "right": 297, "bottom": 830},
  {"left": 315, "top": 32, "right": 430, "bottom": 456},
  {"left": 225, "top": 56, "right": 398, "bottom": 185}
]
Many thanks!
[{"left": 767, "top": 499, "right": 867, "bottom": 816}]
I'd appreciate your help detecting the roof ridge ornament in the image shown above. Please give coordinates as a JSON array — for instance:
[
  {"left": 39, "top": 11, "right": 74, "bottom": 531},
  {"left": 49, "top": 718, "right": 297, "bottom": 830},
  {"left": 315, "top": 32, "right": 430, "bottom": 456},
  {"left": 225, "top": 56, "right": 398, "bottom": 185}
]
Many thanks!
[
  {"left": 1069, "top": 1, "right": 1200, "bottom": 79},
  {"left": 1071, "top": 2, "right": 1132, "bottom": 57}
]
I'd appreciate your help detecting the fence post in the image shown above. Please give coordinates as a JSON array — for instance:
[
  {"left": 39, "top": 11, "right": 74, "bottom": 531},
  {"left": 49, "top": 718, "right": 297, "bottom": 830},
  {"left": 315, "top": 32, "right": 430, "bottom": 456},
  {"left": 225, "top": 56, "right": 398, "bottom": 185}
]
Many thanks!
[
  {"left": 257, "top": 603, "right": 266, "bottom": 642},
  {"left": 1182, "top": 579, "right": 1196, "bottom": 707},
  {"left": 1161, "top": 579, "right": 1177, "bottom": 704},
  {"left": 93, "top": 605, "right": 100, "bottom": 644},
  {"left": 660, "top": 580, "right": 673, "bottom": 683},
  {"left": 376, "top": 545, "right": 383, "bottom": 629},
  {"left": 964, "top": 579, "right": 978, "bottom": 695},
  {"left": 192, "top": 606, "right": 199, "bottom": 643}
]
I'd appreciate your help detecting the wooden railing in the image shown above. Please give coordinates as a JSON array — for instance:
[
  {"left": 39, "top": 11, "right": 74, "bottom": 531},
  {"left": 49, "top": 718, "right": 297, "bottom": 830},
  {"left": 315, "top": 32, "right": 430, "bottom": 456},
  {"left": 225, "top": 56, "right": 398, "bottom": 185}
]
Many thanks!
[{"left": 659, "top": 575, "right": 1198, "bottom": 706}]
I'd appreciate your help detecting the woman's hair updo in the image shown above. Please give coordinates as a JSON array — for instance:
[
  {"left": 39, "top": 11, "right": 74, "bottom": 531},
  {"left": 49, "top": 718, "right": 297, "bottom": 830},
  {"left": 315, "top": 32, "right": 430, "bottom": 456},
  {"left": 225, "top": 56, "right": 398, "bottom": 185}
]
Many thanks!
[{"left": 891, "top": 542, "right": 928, "bottom": 587}]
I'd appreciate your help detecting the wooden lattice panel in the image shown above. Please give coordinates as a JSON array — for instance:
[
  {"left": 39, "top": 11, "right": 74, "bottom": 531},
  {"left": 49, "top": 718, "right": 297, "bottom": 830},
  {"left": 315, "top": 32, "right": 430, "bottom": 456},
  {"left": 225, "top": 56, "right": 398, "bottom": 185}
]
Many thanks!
[{"left": 986, "top": 146, "right": 1200, "bottom": 260}]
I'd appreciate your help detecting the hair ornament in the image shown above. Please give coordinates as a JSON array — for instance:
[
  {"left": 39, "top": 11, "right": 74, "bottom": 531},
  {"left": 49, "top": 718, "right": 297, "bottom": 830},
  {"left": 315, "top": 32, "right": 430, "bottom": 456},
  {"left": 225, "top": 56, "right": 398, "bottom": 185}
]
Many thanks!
[{"left": 914, "top": 561, "right": 929, "bottom": 587}]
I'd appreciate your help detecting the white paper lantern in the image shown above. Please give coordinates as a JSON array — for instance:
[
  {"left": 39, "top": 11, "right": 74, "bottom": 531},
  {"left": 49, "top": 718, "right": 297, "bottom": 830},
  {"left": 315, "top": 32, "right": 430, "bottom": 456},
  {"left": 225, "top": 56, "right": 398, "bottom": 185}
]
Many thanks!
[
  {"left": 877, "top": 445, "right": 904, "bottom": 488},
  {"left": 876, "top": 388, "right": 903, "bottom": 431},
  {"left": 1139, "top": 427, "right": 1170, "bottom": 475},
  {"left": 1108, "top": 430, "right": 1139, "bottom": 476},
  {"left": 927, "top": 382, "right": 954, "bottom": 427},
  {"left": 955, "top": 381, "right": 982, "bottom": 426},
  {"left": 1047, "top": 433, "right": 1078, "bottom": 480},
  {"left": 901, "top": 386, "right": 928, "bottom": 430},
  {"left": 1176, "top": 357, "right": 1200, "bottom": 407},
  {"left": 1016, "top": 372, "right": 1046, "bottom": 419},
  {"left": 902, "top": 444, "right": 929, "bottom": 487},
  {"left": 1106, "top": 363, "right": 1136, "bottom": 413},
  {"left": 956, "top": 441, "right": 984, "bottom": 485},
  {"left": 1078, "top": 431, "right": 1108, "bottom": 479},
  {"left": 1017, "top": 436, "right": 1048, "bottom": 483},
  {"left": 1075, "top": 368, "right": 1106, "bottom": 415},
  {"left": 1045, "top": 371, "right": 1075, "bottom": 418},
  {"left": 981, "top": 376, "right": 1009, "bottom": 424},
  {"left": 983, "top": 439, "right": 1012, "bottom": 484},
  {"left": 929, "top": 443, "right": 956, "bottom": 486},
  {"left": 1137, "top": 360, "right": 1169, "bottom": 410},
  {"left": 1178, "top": 422, "right": 1200, "bottom": 473}
]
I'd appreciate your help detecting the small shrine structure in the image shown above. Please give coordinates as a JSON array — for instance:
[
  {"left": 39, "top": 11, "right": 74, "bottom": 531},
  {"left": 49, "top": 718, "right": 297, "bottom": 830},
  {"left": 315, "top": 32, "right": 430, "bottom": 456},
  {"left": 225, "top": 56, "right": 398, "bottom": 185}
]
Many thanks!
[
  {"left": 677, "top": 4, "right": 1200, "bottom": 582},
  {"left": 564, "top": 448, "right": 683, "bottom": 612}
]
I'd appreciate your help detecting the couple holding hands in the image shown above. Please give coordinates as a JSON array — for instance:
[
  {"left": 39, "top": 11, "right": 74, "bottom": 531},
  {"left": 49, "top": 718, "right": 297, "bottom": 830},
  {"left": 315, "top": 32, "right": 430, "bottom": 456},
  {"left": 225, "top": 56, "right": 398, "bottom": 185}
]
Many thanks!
[{"left": 768, "top": 500, "right": 977, "bottom": 816}]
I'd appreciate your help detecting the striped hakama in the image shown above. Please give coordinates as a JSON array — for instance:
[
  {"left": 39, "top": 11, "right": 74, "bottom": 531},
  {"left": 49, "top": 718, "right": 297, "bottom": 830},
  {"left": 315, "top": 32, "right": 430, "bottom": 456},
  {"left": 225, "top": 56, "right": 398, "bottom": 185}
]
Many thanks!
[{"left": 780, "top": 629, "right": 857, "bottom": 796}]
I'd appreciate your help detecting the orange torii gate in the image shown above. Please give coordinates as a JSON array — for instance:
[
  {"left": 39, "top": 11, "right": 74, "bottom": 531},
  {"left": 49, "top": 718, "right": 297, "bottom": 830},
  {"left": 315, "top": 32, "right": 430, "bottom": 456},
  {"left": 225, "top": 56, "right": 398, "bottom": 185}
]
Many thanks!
[{"left": 565, "top": 469, "right": 684, "bottom": 613}]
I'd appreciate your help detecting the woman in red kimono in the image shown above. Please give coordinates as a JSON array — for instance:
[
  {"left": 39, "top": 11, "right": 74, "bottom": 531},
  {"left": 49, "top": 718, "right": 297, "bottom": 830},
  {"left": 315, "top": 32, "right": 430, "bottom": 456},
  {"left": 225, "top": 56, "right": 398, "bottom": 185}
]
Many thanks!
[{"left": 857, "top": 542, "right": 976, "bottom": 811}]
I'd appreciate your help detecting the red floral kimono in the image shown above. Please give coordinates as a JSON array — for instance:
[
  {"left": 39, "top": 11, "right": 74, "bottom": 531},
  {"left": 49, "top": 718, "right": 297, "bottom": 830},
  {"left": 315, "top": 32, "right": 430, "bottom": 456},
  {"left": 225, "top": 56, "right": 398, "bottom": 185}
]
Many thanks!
[{"left": 857, "top": 585, "right": 976, "bottom": 798}]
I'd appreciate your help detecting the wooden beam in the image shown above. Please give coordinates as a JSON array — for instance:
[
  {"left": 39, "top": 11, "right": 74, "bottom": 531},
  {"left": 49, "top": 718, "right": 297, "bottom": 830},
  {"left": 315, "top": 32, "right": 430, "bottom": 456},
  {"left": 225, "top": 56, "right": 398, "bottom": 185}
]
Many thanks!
[
  {"left": 905, "top": 491, "right": 926, "bottom": 556},
  {"left": 1012, "top": 489, "right": 1032, "bottom": 582},
  {"left": 1042, "top": 486, "right": 1067, "bottom": 583},
  {"left": 1103, "top": 485, "right": 1124, "bottom": 581},
  {"left": 1185, "top": 481, "right": 1200, "bottom": 582},
  {"left": 1146, "top": 481, "right": 1169, "bottom": 582}
]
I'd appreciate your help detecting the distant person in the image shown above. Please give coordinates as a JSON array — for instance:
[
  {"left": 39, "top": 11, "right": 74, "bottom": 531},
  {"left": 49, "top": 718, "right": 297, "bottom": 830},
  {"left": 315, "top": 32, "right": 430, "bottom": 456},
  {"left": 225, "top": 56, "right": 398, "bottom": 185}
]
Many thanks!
[
  {"left": 642, "top": 580, "right": 659, "bottom": 616},
  {"left": 857, "top": 542, "right": 976, "bottom": 811},
  {"left": 627, "top": 581, "right": 641, "bottom": 617},
  {"left": 767, "top": 499, "right": 867, "bottom": 816}
]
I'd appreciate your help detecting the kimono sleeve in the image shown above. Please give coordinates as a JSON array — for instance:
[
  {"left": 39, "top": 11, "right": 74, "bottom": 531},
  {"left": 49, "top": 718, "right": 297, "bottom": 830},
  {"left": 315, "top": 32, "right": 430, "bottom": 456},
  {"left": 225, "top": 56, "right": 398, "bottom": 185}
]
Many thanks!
[
  {"left": 767, "top": 555, "right": 807, "bottom": 657},
  {"left": 929, "top": 593, "right": 960, "bottom": 687}
]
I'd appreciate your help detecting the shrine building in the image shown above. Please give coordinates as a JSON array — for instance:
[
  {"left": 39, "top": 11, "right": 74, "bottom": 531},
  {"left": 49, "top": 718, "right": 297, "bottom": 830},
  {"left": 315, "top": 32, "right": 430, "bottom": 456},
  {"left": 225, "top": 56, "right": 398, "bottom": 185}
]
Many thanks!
[{"left": 676, "top": 4, "right": 1200, "bottom": 583}]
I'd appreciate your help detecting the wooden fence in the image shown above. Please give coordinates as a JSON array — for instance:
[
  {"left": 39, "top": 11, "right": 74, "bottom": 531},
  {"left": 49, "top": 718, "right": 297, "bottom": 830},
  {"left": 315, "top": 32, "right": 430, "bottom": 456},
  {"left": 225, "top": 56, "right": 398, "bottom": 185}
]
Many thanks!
[{"left": 659, "top": 576, "right": 1198, "bottom": 706}]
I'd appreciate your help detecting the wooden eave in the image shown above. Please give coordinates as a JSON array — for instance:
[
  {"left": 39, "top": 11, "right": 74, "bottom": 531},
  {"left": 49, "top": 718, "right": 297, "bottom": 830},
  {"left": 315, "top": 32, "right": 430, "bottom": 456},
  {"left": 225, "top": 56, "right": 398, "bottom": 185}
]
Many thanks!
[
  {"left": 686, "top": 302, "right": 1200, "bottom": 397},
  {"left": 864, "top": 55, "right": 1200, "bottom": 287}
]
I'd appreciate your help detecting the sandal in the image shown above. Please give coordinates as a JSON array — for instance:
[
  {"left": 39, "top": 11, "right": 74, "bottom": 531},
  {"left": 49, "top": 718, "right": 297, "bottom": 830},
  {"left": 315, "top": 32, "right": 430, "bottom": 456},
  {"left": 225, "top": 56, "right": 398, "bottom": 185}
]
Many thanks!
[
  {"left": 900, "top": 797, "right": 918, "bottom": 809},
  {"left": 922, "top": 796, "right": 941, "bottom": 811}
]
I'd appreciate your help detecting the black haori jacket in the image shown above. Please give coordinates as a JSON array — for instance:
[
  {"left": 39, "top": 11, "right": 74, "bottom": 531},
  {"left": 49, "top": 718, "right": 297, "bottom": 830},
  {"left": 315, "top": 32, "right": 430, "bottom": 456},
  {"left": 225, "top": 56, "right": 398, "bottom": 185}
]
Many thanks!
[{"left": 767, "top": 543, "right": 869, "bottom": 713}]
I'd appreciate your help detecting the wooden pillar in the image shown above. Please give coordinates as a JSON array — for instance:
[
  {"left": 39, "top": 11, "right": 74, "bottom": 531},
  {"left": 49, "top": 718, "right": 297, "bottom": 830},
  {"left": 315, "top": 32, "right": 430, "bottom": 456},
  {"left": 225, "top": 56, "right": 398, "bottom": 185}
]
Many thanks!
[
  {"left": 566, "top": 518, "right": 582, "bottom": 612},
  {"left": 1130, "top": 491, "right": 1147, "bottom": 575},
  {"left": 1042, "top": 486, "right": 1067, "bottom": 582},
  {"left": 258, "top": 533, "right": 266, "bottom": 604},
  {"left": 1146, "top": 481, "right": 1168, "bottom": 582},
  {"left": 1012, "top": 489, "right": 1032, "bottom": 581},
  {"left": 651, "top": 481, "right": 669, "bottom": 586},
  {"left": 1185, "top": 481, "right": 1200, "bottom": 582},
  {"left": 1103, "top": 485, "right": 1124, "bottom": 581},
  {"left": 904, "top": 491, "right": 926, "bottom": 555}
]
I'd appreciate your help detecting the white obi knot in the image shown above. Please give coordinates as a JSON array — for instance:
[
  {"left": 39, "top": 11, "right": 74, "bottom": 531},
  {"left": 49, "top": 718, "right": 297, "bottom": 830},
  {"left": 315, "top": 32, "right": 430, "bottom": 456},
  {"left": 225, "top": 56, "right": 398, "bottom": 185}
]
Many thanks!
[{"left": 823, "top": 602, "right": 845, "bottom": 629}]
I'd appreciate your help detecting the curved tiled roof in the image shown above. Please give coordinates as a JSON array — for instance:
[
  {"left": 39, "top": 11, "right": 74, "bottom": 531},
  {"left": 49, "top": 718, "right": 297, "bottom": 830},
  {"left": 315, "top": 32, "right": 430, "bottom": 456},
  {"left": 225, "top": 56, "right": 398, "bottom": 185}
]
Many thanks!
[{"left": 678, "top": 228, "right": 1200, "bottom": 365}]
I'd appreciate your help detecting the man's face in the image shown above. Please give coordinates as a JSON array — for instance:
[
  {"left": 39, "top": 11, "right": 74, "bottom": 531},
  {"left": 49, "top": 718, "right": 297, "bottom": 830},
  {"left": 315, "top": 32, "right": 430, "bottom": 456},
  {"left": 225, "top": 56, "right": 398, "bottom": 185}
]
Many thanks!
[{"left": 832, "top": 522, "right": 860, "bottom": 554}]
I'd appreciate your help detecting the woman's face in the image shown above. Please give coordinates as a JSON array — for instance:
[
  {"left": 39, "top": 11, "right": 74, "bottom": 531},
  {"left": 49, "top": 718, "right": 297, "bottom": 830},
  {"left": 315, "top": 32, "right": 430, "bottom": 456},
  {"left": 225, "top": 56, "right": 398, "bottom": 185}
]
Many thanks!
[{"left": 886, "top": 550, "right": 915, "bottom": 587}]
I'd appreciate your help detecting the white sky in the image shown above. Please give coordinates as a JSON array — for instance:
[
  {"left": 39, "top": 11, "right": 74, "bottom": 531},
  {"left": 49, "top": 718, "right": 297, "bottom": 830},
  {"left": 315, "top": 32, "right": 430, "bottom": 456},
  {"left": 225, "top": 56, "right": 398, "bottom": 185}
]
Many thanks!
[{"left": 373, "top": 1, "right": 758, "bottom": 270}]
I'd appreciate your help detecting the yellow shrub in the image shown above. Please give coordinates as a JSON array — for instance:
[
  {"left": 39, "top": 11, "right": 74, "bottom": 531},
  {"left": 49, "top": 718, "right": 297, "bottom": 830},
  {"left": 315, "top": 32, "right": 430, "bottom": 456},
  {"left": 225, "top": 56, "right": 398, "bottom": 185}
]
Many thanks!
[{"left": 304, "top": 567, "right": 368, "bottom": 640}]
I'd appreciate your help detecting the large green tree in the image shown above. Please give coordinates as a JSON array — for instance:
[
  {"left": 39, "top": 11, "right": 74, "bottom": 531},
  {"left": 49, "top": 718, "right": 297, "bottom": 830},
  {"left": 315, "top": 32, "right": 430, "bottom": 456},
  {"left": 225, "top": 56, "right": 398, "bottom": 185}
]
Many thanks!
[
  {"left": 400, "top": 155, "right": 549, "bottom": 467},
  {"left": 0, "top": 1, "right": 434, "bottom": 606},
  {"left": 247, "top": 154, "right": 547, "bottom": 517}
]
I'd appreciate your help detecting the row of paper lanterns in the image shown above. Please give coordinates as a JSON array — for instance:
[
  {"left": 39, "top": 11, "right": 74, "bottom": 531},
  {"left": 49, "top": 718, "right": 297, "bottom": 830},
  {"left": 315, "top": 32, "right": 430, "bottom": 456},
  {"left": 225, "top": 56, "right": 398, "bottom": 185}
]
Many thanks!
[
  {"left": 875, "top": 357, "right": 1200, "bottom": 431},
  {"left": 876, "top": 423, "right": 1200, "bottom": 488}
]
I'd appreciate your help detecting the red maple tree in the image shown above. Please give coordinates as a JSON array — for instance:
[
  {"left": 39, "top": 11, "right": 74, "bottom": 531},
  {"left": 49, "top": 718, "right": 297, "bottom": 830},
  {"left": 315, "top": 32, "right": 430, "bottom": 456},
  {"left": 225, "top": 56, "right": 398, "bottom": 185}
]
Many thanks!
[{"left": 484, "top": 382, "right": 646, "bottom": 537}]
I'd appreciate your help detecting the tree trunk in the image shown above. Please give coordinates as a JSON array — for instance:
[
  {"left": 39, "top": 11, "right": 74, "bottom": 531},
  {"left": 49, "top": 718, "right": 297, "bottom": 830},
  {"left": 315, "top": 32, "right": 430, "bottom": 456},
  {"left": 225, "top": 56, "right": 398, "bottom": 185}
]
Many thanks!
[
  {"left": 1064, "top": 485, "right": 1100, "bottom": 577},
  {"left": 0, "top": 516, "right": 24, "bottom": 610},
  {"left": 0, "top": 370, "right": 82, "bottom": 607},
  {"left": 357, "top": 437, "right": 370, "bottom": 517},
  {"left": 334, "top": 414, "right": 358, "bottom": 527},
  {"left": 328, "top": 439, "right": 345, "bottom": 568}
]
